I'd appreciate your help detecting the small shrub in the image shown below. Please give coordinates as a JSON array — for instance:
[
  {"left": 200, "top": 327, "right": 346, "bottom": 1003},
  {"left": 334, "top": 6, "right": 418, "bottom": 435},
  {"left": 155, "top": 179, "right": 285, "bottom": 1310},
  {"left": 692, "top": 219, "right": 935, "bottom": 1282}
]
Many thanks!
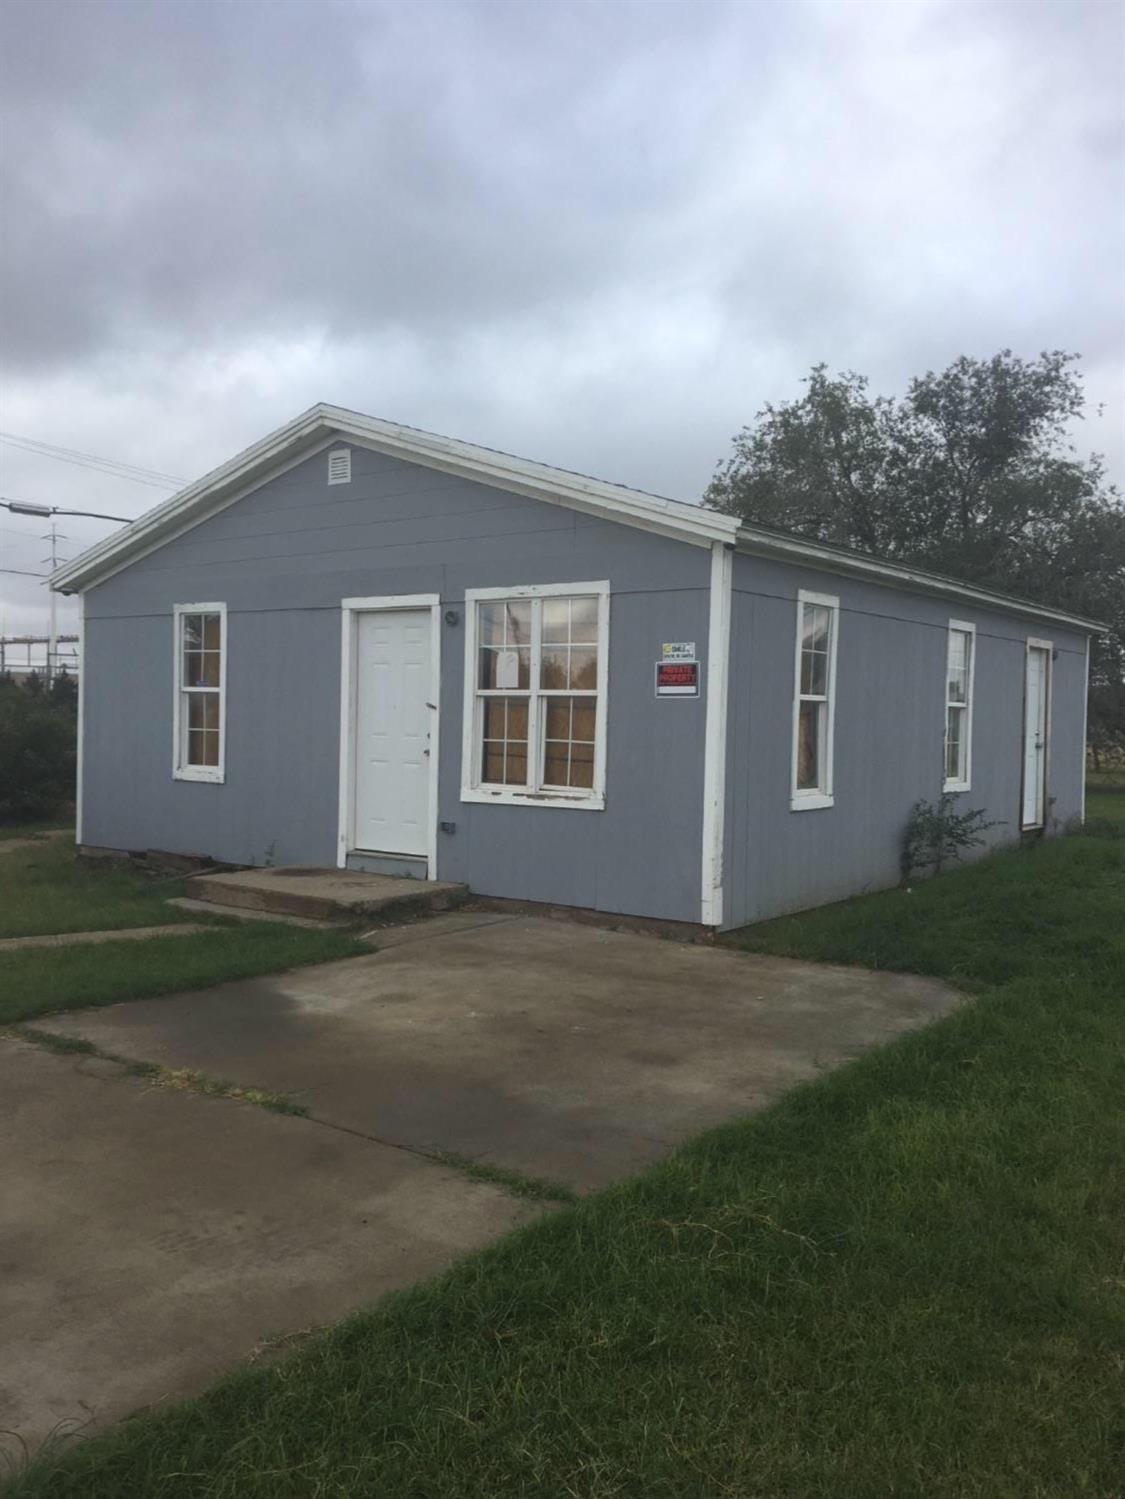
[{"left": 901, "top": 794, "right": 1001, "bottom": 883}]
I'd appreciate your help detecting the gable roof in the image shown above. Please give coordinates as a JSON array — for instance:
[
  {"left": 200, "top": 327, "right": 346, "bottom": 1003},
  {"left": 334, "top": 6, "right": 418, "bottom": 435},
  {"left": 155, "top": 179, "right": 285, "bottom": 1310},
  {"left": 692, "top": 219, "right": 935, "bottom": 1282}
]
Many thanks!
[{"left": 50, "top": 402, "right": 1103, "bottom": 633}]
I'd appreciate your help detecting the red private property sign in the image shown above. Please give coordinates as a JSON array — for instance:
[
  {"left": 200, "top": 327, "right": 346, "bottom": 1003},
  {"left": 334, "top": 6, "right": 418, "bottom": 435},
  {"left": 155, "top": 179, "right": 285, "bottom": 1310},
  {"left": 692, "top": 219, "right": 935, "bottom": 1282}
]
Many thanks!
[{"left": 655, "top": 659, "right": 700, "bottom": 698}]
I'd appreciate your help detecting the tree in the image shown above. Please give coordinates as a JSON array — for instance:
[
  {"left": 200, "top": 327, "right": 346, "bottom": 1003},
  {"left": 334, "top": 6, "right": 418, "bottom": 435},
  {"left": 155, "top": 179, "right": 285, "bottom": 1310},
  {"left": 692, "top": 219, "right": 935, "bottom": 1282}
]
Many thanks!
[
  {"left": 0, "top": 673, "right": 78, "bottom": 822},
  {"left": 706, "top": 351, "right": 1125, "bottom": 753}
]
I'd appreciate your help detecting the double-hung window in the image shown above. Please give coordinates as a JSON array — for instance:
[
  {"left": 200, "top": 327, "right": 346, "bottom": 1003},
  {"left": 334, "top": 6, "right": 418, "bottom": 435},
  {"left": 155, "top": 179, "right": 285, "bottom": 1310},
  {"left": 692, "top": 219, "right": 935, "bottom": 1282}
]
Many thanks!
[
  {"left": 462, "top": 582, "right": 608, "bottom": 808},
  {"left": 173, "top": 603, "right": 226, "bottom": 782},
  {"left": 943, "top": 621, "right": 975, "bottom": 791},
  {"left": 791, "top": 589, "right": 839, "bottom": 810}
]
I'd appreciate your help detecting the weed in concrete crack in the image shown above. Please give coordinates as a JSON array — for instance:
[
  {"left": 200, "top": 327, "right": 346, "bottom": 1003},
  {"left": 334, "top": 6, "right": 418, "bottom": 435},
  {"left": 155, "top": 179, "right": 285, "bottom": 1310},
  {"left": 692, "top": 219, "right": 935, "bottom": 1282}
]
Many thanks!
[
  {"left": 429, "top": 1149, "right": 577, "bottom": 1204},
  {"left": 7, "top": 1026, "right": 97, "bottom": 1057},
  {"left": 9, "top": 1027, "right": 308, "bottom": 1117}
]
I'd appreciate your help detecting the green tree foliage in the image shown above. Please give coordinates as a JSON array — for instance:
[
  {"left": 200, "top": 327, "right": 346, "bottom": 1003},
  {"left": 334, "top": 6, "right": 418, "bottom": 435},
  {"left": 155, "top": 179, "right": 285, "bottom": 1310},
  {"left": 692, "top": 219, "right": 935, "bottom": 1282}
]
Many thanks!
[
  {"left": 0, "top": 673, "right": 77, "bottom": 821},
  {"left": 706, "top": 352, "right": 1125, "bottom": 750}
]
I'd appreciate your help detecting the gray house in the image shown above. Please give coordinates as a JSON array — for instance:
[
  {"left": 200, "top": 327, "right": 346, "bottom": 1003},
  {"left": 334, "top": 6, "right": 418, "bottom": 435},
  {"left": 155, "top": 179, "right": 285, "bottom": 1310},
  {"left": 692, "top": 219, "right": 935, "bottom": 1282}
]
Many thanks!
[{"left": 52, "top": 404, "right": 1098, "bottom": 931}]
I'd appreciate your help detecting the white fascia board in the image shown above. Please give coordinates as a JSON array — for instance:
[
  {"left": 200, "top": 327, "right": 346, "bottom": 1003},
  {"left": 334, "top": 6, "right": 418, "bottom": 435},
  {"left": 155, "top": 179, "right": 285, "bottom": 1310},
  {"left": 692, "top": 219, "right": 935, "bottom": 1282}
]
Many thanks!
[
  {"left": 50, "top": 407, "right": 330, "bottom": 592},
  {"left": 327, "top": 412, "right": 736, "bottom": 547},
  {"left": 734, "top": 529, "right": 1105, "bottom": 636},
  {"left": 52, "top": 403, "right": 738, "bottom": 593}
]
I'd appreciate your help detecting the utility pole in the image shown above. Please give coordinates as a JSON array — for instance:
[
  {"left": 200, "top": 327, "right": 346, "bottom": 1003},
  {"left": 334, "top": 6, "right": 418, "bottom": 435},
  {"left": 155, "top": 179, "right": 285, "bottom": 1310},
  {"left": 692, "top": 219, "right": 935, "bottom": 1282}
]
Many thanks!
[{"left": 41, "top": 523, "right": 66, "bottom": 684}]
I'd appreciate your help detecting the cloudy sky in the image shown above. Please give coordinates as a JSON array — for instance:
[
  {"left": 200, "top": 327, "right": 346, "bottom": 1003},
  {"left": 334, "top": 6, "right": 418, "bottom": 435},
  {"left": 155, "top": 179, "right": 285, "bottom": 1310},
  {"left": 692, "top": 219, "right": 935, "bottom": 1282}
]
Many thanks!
[{"left": 2, "top": 0, "right": 1123, "bottom": 651}]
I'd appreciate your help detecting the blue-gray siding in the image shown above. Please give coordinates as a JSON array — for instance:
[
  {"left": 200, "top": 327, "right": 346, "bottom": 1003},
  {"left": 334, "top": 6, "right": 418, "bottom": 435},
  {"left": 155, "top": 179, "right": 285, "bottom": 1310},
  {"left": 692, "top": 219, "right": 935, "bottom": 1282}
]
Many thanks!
[
  {"left": 80, "top": 436, "right": 1090, "bottom": 928},
  {"left": 721, "top": 552, "right": 1088, "bottom": 927},
  {"left": 82, "top": 442, "right": 712, "bottom": 923}
]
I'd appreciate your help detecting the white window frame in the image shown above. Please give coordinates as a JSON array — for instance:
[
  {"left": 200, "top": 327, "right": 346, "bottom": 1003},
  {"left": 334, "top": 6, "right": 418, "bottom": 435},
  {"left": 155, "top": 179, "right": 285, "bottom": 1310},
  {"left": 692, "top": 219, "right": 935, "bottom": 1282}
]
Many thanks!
[
  {"left": 172, "top": 602, "right": 227, "bottom": 784},
  {"left": 461, "top": 580, "right": 609, "bottom": 810},
  {"left": 942, "top": 619, "right": 976, "bottom": 793},
  {"left": 790, "top": 588, "right": 839, "bottom": 811}
]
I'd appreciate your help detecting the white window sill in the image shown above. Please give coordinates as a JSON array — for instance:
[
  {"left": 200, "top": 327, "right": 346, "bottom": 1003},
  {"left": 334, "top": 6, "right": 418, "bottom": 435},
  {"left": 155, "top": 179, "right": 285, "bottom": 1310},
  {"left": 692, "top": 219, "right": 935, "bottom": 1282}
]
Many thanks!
[
  {"left": 174, "top": 766, "right": 225, "bottom": 785},
  {"left": 790, "top": 791, "right": 834, "bottom": 812},
  {"left": 942, "top": 779, "right": 971, "bottom": 795},
  {"left": 461, "top": 786, "right": 605, "bottom": 812}
]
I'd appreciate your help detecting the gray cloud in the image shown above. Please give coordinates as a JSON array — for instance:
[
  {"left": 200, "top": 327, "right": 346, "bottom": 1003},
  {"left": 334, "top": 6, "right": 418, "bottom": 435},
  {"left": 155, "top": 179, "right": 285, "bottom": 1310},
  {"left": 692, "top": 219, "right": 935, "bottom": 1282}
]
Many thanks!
[{"left": 1, "top": 0, "right": 1122, "bottom": 641}]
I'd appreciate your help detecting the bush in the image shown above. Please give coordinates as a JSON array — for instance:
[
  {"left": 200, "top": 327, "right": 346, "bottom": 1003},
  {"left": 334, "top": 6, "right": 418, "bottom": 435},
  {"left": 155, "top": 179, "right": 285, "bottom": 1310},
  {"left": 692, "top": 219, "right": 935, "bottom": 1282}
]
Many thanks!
[
  {"left": 0, "top": 673, "right": 77, "bottom": 822},
  {"left": 900, "top": 794, "right": 1001, "bottom": 883}
]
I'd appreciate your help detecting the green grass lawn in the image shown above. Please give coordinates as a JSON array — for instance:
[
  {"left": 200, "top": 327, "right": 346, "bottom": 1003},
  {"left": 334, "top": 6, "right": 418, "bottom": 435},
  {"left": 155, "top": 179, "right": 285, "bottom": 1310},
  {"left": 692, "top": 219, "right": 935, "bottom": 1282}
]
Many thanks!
[
  {"left": 0, "top": 926, "right": 368, "bottom": 1026},
  {"left": 0, "top": 837, "right": 199, "bottom": 938},
  {"left": 1086, "top": 786, "right": 1125, "bottom": 829},
  {"left": 0, "top": 820, "right": 74, "bottom": 842},
  {"left": 0, "top": 839, "right": 367, "bottom": 1022},
  {"left": 8, "top": 827, "right": 1123, "bottom": 1497}
]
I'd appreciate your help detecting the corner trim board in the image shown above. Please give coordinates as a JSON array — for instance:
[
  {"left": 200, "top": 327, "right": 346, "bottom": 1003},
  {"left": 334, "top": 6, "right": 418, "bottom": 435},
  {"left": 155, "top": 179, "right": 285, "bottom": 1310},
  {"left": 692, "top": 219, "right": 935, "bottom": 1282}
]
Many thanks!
[
  {"left": 1081, "top": 635, "right": 1090, "bottom": 823},
  {"left": 75, "top": 593, "right": 85, "bottom": 845},
  {"left": 701, "top": 542, "right": 733, "bottom": 926}
]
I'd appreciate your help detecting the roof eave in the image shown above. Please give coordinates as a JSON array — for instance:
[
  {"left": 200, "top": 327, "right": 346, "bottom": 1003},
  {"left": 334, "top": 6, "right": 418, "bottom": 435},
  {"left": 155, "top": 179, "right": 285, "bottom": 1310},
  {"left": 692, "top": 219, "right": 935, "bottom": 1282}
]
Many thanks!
[
  {"left": 51, "top": 405, "right": 332, "bottom": 593},
  {"left": 51, "top": 404, "right": 736, "bottom": 593},
  {"left": 735, "top": 526, "right": 1106, "bottom": 634}
]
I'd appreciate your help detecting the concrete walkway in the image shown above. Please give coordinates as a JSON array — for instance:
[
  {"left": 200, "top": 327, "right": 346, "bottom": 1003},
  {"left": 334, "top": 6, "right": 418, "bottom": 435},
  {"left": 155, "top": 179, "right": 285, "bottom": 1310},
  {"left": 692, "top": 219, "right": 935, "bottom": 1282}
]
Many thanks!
[
  {"left": 0, "top": 923, "right": 206, "bottom": 951},
  {"left": 0, "top": 1035, "right": 541, "bottom": 1454},
  {"left": 38, "top": 916, "right": 959, "bottom": 1190}
]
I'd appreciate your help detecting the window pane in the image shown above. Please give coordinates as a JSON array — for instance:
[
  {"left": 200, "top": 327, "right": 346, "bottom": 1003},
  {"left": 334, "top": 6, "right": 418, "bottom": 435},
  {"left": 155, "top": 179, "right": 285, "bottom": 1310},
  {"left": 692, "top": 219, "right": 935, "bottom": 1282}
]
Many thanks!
[
  {"left": 480, "top": 695, "right": 529, "bottom": 786},
  {"left": 541, "top": 598, "right": 570, "bottom": 644},
  {"left": 544, "top": 698, "right": 572, "bottom": 739},
  {"left": 946, "top": 705, "right": 963, "bottom": 781},
  {"left": 186, "top": 726, "right": 219, "bottom": 767},
  {"left": 540, "top": 647, "right": 568, "bottom": 690},
  {"left": 479, "top": 645, "right": 530, "bottom": 690},
  {"left": 796, "top": 700, "right": 821, "bottom": 791},
  {"left": 187, "top": 693, "right": 220, "bottom": 731},
  {"left": 182, "top": 614, "right": 203, "bottom": 651},
  {"left": 543, "top": 748, "right": 570, "bottom": 786},
  {"left": 479, "top": 600, "right": 531, "bottom": 647},
  {"left": 569, "top": 646, "right": 597, "bottom": 690},
  {"left": 202, "top": 614, "right": 222, "bottom": 651},
  {"left": 542, "top": 695, "right": 597, "bottom": 789},
  {"left": 800, "top": 603, "right": 830, "bottom": 696},
  {"left": 947, "top": 630, "right": 969, "bottom": 704},
  {"left": 568, "top": 740, "right": 594, "bottom": 788},
  {"left": 800, "top": 646, "right": 827, "bottom": 697},
  {"left": 569, "top": 596, "right": 599, "bottom": 641},
  {"left": 571, "top": 700, "right": 597, "bottom": 741},
  {"left": 539, "top": 644, "right": 599, "bottom": 691},
  {"left": 802, "top": 604, "right": 829, "bottom": 655},
  {"left": 506, "top": 699, "right": 528, "bottom": 740}
]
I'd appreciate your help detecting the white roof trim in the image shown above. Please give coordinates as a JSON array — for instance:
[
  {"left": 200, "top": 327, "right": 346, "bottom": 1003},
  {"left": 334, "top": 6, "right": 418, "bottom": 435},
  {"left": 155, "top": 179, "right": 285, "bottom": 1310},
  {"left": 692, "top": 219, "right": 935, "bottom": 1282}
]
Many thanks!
[
  {"left": 50, "top": 403, "right": 735, "bottom": 592},
  {"left": 49, "top": 401, "right": 1105, "bottom": 634},
  {"left": 733, "top": 527, "right": 1105, "bottom": 633}
]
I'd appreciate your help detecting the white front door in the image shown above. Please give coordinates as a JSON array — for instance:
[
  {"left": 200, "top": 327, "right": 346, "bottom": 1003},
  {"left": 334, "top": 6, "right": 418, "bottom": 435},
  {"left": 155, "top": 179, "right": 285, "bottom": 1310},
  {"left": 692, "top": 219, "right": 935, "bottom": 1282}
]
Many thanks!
[
  {"left": 1022, "top": 643, "right": 1050, "bottom": 828},
  {"left": 352, "top": 609, "right": 432, "bottom": 855}
]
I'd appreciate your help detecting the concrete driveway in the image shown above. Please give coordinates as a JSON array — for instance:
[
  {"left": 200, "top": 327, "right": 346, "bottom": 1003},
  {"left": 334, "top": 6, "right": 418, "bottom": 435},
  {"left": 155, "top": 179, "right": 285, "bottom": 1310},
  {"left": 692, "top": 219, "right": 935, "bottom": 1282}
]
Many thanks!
[
  {"left": 4, "top": 914, "right": 958, "bottom": 1455},
  {"left": 0, "top": 1035, "right": 539, "bottom": 1458},
  {"left": 38, "top": 913, "right": 958, "bottom": 1190}
]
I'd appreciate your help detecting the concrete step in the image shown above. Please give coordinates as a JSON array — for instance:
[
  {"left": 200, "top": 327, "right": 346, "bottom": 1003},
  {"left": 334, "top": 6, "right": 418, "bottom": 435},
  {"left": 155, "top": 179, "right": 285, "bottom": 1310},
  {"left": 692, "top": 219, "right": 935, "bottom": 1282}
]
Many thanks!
[
  {"left": 165, "top": 896, "right": 346, "bottom": 930},
  {"left": 183, "top": 867, "right": 468, "bottom": 925}
]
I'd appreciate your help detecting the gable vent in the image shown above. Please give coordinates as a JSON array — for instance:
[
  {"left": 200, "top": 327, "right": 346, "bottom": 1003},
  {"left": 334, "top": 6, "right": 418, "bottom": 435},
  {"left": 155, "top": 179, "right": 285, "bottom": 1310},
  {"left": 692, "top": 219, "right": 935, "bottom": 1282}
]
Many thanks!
[{"left": 327, "top": 448, "right": 351, "bottom": 485}]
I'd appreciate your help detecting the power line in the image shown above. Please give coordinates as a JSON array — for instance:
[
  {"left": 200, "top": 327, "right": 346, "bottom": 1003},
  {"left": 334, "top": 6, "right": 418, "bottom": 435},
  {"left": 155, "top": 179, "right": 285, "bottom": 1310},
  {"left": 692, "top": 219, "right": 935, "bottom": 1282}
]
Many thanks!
[
  {"left": 0, "top": 431, "right": 185, "bottom": 488},
  {"left": 0, "top": 567, "right": 49, "bottom": 577}
]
